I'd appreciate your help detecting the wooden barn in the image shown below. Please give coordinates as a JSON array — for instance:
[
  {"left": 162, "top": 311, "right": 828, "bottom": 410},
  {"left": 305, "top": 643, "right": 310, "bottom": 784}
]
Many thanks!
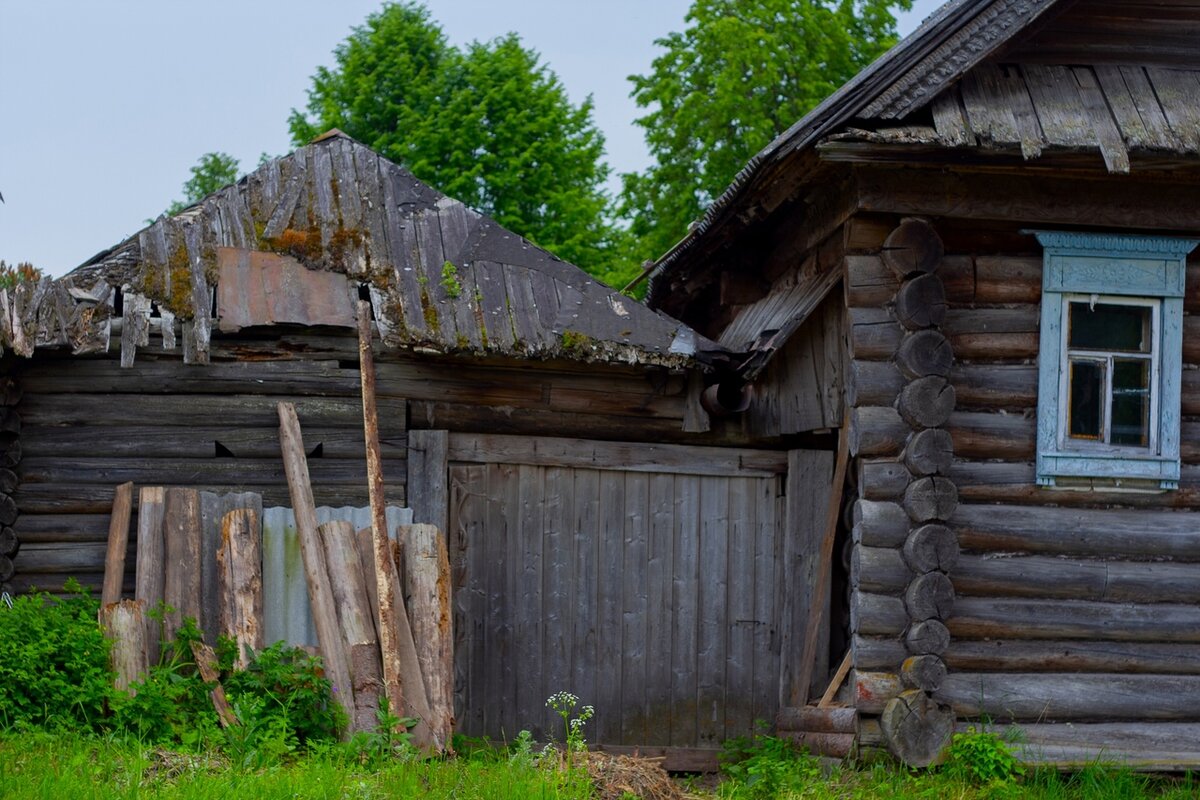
[
  {"left": 0, "top": 132, "right": 847, "bottom": 764},
  {"left": 645, "top": 0, "right": 1200, "bottom": 769}
]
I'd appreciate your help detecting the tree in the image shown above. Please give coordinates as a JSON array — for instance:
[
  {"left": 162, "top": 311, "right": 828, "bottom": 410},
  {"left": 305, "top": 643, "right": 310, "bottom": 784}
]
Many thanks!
[
  {"left": 289, "top": 2, "right": 626, "bottom": 284},
  {"left": 166, "top": 152, "right": 241, "bottom": 216},
  {"left": 621, "top": 0, "right": 912, "bottom": 264}
]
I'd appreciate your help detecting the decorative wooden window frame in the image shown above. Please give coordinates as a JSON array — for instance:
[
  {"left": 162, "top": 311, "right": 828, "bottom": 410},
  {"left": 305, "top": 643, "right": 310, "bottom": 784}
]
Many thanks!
[{"left": 1032, "top": 231, "right": 1198, "bottom": 490}]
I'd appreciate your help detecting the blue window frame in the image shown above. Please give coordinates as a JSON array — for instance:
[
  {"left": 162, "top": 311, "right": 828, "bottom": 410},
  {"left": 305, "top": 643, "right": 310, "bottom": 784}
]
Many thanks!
[{"left": 1032, "top": 231, "right": 1198, "bottom": 490}]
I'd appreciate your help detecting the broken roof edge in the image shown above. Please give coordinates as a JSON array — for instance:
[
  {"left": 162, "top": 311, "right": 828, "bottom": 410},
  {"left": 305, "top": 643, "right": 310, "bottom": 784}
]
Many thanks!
[
  {"left": 40, "top": 132, "right": 727, "bottom": 372},
  {"left": 645, "top": 0, "right": 1064, "bottom": 307}
]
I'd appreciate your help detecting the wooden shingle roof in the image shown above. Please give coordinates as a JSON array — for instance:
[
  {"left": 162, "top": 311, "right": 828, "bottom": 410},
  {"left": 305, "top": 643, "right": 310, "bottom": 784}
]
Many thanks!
[{"left": 11, "top": 134, "right": 719, "bottom": 369}]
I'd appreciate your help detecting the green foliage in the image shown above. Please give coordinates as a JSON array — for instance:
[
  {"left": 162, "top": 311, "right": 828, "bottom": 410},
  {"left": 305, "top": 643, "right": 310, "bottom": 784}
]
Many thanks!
[
  {"left": 718, "top": 729, "right": 821, "bottom": 798},
  {"left": 290, "top": 2, "right": 628, "bottom": 284},
  {"left": 166, "top": 151, "right": 241, "bottom": 215},
  {"left": 440, "top": 260, "right": 462, "bottom": 298},
  {"left": 946, "top": 726, "right": 1026, "bottom": 786},
  {"left": 0, "top": 582, "right": 113, "bottom": 731},
  {"left": 621, "top": 0, "right": 912, "bottom": 264},
  {"left": 0, "top": 260, "right": 43, "bottom": 290}
]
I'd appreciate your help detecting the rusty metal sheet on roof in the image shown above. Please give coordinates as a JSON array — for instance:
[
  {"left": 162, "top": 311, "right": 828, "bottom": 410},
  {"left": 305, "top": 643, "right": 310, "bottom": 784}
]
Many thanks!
[{"left": 216, "top": 248, "right": 356, "bottom": 332}]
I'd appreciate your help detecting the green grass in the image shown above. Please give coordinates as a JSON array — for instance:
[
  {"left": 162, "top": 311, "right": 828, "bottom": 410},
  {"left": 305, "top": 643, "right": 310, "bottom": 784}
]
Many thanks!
[{"left": 0, "top": 732, "right": 592, "bottom": 800}]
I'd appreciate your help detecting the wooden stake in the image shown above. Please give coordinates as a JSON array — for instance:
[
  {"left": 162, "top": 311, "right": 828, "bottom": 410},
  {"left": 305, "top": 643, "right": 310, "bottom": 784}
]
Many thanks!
[
  {"left": 100, "top": 598, "right": 147, "bottom": 694},
  {"left": 356, "top": 300, "right": 415, "bottom": 739},
  {"left": 320, "top": 520, "right": 383, "bottom": 734},
  {"left": 793, "top": 413, "right": 851, "bottom": 705},
  {"left": 278, "top": 401, "right": 354, "bottom": 737},
  {"left": 819, "top": 651, "right": 854, "bottom": 708},
  {"left": 401, "top": 522, "right": 454, "bottom": 750},
  {"left": 217, "top": 508, "right": 264, "bottom": 669},
  {"left": 101, "top": 482, "right": 134, "bottom": 606},
  {"left": 190, "top": 640, "right": 239, "bottom": 728}
]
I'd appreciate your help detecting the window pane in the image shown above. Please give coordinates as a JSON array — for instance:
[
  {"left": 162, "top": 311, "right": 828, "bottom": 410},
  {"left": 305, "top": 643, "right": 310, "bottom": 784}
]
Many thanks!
[
  {"left": 1068, "top": 359, "right": 1105, "bottom": 439},
  {"left": 1068, "top": 302, "right": 1151, "bottom": 352},
  {"left": 1111, "top": 358, "right": 1151, "bottom": 446}
]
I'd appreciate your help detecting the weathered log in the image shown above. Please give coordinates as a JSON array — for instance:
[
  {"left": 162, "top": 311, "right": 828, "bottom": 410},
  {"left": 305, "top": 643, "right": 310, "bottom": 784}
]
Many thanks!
[
  {"left": 954, "top": 553, "right": 1200, "bottom": 604},
  {"left": 947, "top": 411, "right": 1034, "bottom": 461},
  {"left": 0, "top": 493, "right": 16, "bottom": 525},
  {"left": 906, "top": 572, "right": 955, "bottom": 621},
  {"left": 320, "top": 520, "right": 383, "bottom": 734},
  {"left": 849, "top": 406, "right": 908, "bottom": 457},
  {"left": 974, "top": 256, "right": 1042, "bottom": 304},
  {"left": 852, "top": 670, "right": 902, "bottom": 714},
  {"left": 853, "top": 634, "right": 908, "bottom": 671},
  {"left": 944, "top": 638, "right": 1200, "bottom": 675},
  {"left": 0, "top": 554, "right": 12, "bottom": 582},
  {"left": 936, "top": 673, "right": 1200, "bottom": 722},
  {"left": 216, "top": 508, "right": 263, "bottom": 669},
  {"left": 0, "top": 526, "right": 17, "bottom": 558},
  {"left": 357, "top": 301, "right": 411, "bottom": 741},
  {"left": 0, "top": 407, "right": 21, "bottom": 435},
  {"left": 903, "top": 476, "right": 958, "bottom": 522},
  {"left": 852, "top": 545, "right": 909, "bottom": 594},
  {"left": 277, "top": 401, "right": 355, "bottom": 736},
  {"left": 401, "top": 523, "right": 454, "bottom": 751},
  {"left": 954, "top": 503, "right": 1200, "bottom": 559},
  {"left": 906, "top": 619, "right": 951, "bottom": 655},
  {"left": 134, "top": 486, "right": 166, "bottom": 664},
  {"left": 903, "top": 429, "right": 953, "bottom": 476},
  {"left": 849, "top": 307, "right": 900, "bottom": 358},
  {"left": 949, "top": 596, "right": 1200, "bottom": 643},
  {"left": 882, "top": 218, "right": 944, "bottom": 277},
  {"left": 0, "top": 377, "right": 22, "bottom": 407},
  {"left": 903, "top": 524, "right": 959, "bottom": 573},
  {"left": 944, "top": 307, "right": 1039, "bottom": 360},
  {"left": 101, "top": 482, "right": 134, "bottom": 606},
  {"left": 897, "top": 376, "right": 955, "bottom": 429},
  {"left": 1002, "top": 721, "right": 1200, "bottom": 769},
  {"left": 951, "top": 461, "right": 1200, "bottom": 509},
  {"left": 850, "top": 591, "right": 908, "bottom": 636},
  {"left": 100, "top": 599, "right": 148, "bottom": 694},
  {"left": 852, "top": 499, "right": 909, "bottom": 548},
  {"left": 161, "top": 488, "right": 201, "bottom": 644},
  {"left": 894, "top": 274, "right": 947, "bottom": 330},
  {"left": 845, "top": 255, "right": 897, "bottom": 309},
  {"left": 775, "top": 705, "right": 858, "bottom": 734},
  {"left": 858, "top": 458, "right": 910, "bottom": 501},
  {"left": 901, "top": 654, "right": 947, "bottom": 692},
  {"left": 190, "top": 640, "right": 239, "bottom": 727},
  {"left": 896, "top": 329, "right": 952, "bottom": 379},
  {"left": 881, "top": 689, "right": 953, "bottom": 767},
  {"left": 846, "top": 359, "right": 902, "bottom": 408},
  {"left": 780, "top": 731, "right": 856, "bottom": 759},
  {"left": 0, "top": 468, "right": 17, "bottom": 494},
  {"left": 950, "top": 364, "right": 1037, "bottom": 410}
]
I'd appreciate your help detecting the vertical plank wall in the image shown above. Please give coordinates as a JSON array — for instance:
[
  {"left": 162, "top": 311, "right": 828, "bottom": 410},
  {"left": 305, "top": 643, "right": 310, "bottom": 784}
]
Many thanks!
[{"left": 447, "top": 440, "right": 830, "bottom": 748}]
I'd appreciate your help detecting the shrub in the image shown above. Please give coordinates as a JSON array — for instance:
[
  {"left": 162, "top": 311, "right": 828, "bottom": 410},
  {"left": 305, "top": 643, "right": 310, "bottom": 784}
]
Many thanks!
[{"left": 0, "top": 581, "right": 113, "bottom": 731}]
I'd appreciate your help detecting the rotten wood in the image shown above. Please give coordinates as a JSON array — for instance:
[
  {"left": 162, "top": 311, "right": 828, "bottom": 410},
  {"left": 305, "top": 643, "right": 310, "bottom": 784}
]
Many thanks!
[
  {"left": 101, "top": 481, "right": 134, "bottom": 605},
  {"left": 216, "top": 507, "right": 263, "bottom": 669},
  {"left": 100, "top": 599, "right": 148, "bottom": 694},
  {"left": 401, "top": 523, "right": 454, "bottom": 751},
  {"left": 190, "top": 640, "right": 239, "bottom": 728}
]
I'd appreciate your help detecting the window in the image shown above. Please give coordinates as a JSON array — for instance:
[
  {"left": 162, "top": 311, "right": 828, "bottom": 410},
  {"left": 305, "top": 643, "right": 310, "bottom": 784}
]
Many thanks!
[{"left": 1033, "top": 232, "right": 1197, "bottom": 490}]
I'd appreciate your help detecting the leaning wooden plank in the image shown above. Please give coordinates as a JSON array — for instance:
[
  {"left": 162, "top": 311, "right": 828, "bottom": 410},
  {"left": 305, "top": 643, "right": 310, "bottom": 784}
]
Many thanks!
[
  {"left": 162, "top": 488, "right": 202, "bottom": 645},
  {"left": 101, "top": 482, "right": 134, "bottom": 605},
  {"left": 793, "top": 418, "right": 848, "bottom": 705},
  {"left": 134, "top": 487, "right": 167, "bottom": 664},
  {"left": 217, "top": 508, "right": 264, "bottom": 669},
  {"left": 357, "top": 300, "right": 429, "bottom": 746},
  {"left": 320, "top": 519, "right": 383, "bottom": 734},
  {"left": 277, "top": 401, "right": 355, "bottom": 738},
  {"left": 190, "top": 640, "right": 239, "bottom": 728},
  {"left": 100, "top": 599, "right": 148, "bottom": 694},
  {"left": 401, "top": 522, "right": 454, "bottom": 751}
]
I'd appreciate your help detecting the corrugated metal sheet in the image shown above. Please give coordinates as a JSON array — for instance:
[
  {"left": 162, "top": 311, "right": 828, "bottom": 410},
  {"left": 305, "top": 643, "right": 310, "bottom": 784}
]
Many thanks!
[{"left": 261, "top": 505, "right": 413, "bottom": 647}]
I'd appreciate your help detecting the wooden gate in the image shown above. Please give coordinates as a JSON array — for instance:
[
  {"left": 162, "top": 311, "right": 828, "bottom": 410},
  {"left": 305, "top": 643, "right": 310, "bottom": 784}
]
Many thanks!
[{"left": 424, "top": 432, "right": 832, "bottom": 750}]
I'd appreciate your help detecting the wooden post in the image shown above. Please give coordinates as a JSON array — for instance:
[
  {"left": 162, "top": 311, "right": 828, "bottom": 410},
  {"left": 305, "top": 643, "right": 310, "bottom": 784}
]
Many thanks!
[
  {"left": 134, "top": 487, "right": 166, "bottom": 664},
  {"left": 162, "top": 488, "right": 201, "bottom": 645},
  {"left": 101, "top": 482, "right": 134, "bottom": 606},
  {"left": 217, "top": 508, "right": 264, "bottom": 669},
  {"left": 357, "top": 300, "right": 417, "bottom": 739},
  {"left": 100, "top": 598, "right": 148, "bottom": 694},
  {"left": 190, "top": 640, "right": 239, "bottom": 728},
  {"left": 794, "top": 414, "right": 850, "bottom": 705},
  {"left": 320, "top": 520, "right": 384, "bottom": 734},
  {"left": 278, "top": 401, "right": 355, "bottom": 737},
  {"left": 401, "top": 522, "right": 454, "bottom": 750}
]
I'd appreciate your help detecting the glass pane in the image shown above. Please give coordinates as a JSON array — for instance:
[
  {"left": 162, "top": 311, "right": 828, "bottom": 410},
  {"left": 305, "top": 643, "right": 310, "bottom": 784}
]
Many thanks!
[
  {"left": 1111, "top": 358, "right": 1151, "bottom": 446},
  {"left": 1068, "top": 359, "right": 1105, "bottom": 439},
  {"left": 1068, "top": 302, "right": 1151, "bottom": 352}
]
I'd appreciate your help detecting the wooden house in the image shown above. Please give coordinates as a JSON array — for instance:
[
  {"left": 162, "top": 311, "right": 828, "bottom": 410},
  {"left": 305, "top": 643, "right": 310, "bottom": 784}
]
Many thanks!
[
  {"left": 0, "top": 132, "right": 844, "bottom": 764},
  {"left": 646, "top": 0, "right": 1200, "bottom": 769}
]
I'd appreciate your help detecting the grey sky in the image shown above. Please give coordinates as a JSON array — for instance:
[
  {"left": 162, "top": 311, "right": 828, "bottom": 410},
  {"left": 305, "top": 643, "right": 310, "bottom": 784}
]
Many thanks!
[{"left": 2, "top": 0, "right": 939, "bottom": 276}]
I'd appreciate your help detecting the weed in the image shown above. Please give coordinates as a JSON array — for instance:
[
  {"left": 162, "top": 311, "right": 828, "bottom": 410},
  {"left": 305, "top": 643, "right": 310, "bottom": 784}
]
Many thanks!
[
  {"left": 718, "top": 728, "right": 820, "bottom": 798},
  {"left": 441, "top": 260, "right": 462, "bottom": 298},
  {"left": 945, "top": 725, "right": 1026, "bottom": 786}
]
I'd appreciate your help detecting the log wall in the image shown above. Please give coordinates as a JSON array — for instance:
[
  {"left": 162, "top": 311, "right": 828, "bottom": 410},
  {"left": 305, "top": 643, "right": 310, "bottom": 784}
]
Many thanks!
[
  {"left": 845, "top": 210, "right": 1200, "bottom": 742},
  {"left": 9, "top": 329, "right": 751, "bottom": 596}
]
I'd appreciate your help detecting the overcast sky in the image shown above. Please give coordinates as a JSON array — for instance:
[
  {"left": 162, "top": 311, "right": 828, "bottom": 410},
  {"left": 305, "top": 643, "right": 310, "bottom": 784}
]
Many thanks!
[{"left": 1, "top": 0, "right": 940, "bottom": 276}]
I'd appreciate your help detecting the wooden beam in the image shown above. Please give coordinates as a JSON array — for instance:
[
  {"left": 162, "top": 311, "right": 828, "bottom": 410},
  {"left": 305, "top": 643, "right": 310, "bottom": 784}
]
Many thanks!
[{"left": 101, "top": 482, "right": 134, "bottom": 606}]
